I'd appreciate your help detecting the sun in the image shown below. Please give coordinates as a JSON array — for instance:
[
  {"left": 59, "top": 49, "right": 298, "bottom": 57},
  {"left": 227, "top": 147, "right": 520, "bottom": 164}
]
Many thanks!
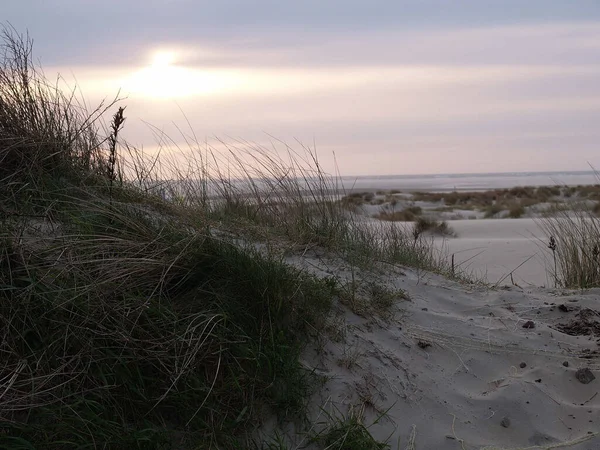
[
  {"left": 122, "top": 50, "right": 233, "bottom": 99},
  {"left": 151, "top": 51, "right": 175, "bottom": 68}
]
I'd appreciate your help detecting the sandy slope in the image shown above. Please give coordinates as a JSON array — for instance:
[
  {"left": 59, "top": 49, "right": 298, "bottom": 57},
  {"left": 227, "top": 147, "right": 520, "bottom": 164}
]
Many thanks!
[
  {"left": 369, "top": 217, "right": 551, "bottom": 287},
  {"left": 438, "top": 218, "right": 551, "bottom": 288},
  {"left": 283, "top": 255, "right": 600, "bottom": 449}
]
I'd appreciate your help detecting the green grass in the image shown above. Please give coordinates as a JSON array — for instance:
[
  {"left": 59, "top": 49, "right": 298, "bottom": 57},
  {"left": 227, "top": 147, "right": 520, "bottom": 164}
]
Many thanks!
[
  {"left": 0, "top": 191, "right": 337, "bottom": 447},
  {"left": 311, "top": 406, "right": 389, "bottom": 450}
]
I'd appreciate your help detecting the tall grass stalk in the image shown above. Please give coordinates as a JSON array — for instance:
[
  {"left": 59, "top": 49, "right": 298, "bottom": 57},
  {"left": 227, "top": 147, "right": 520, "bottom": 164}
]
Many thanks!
[
  {"left": 107, "top": 106, "right": 126, "bottom": 204},
  {"left": 0, "top": 25, "right": 117, "bottom": 198}
]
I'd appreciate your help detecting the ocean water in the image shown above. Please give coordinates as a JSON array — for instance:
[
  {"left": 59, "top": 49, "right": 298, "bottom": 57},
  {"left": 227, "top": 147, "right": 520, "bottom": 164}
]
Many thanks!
[
  {"left": 156, "top": 170, "right": 600, "bottom": 201},
  {"left": 340, "top": 171, "right": 599, "bottom": 192}
]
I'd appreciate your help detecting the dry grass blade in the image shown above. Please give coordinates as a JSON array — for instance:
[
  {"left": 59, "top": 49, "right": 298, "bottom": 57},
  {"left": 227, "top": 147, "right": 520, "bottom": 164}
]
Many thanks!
[{"left": 537, "top": 203, "right": 600, "bottom": 288}]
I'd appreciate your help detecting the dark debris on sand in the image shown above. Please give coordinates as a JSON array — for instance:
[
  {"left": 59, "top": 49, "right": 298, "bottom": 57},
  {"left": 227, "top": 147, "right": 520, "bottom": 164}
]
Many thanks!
[{"left": 555, "top": 308, "right": 600, "bottom": 342}]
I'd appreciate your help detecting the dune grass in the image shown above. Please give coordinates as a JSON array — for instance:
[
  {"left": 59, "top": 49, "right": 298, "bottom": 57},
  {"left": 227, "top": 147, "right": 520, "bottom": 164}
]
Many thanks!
[
  {"left": 411, "top": 186, "right": 564, "bottom": 208},
  {"left": 375, "top": 205, "right": 422, "bottom": 222},
  {"left": 310, "top": 406, "right": 389, "bottom": 450},
  {"left": 411, "top": 186, "right": 572, "bottom": 220},
  {"left": 412, "top": 217, "right": 454, "bottom": 237},
  {"left": 1, "top": 204, "right": 337, "bottom": 446},
  {"left": 0, "top": 27, "right": 462, "bottom": 448},
  {"left": 538, "top": 203, "right": 600, "bottom": 289},
  {"left": 0, "top": 28, "right": 337, "bottom": 448}
]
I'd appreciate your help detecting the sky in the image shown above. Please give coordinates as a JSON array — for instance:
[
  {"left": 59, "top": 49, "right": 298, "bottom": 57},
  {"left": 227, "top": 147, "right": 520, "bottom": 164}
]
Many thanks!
[{"left": 5, "top": 1, "right": 600, "bottom": 176}]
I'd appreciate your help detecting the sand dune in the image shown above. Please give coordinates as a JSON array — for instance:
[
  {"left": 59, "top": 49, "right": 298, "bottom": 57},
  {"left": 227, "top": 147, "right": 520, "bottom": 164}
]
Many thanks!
[
  {"left": 438, "top": 218, "right": 552, "bottom": 287},
  {"left": 287, "top": 257, "right": 600, "bottom": 449}
]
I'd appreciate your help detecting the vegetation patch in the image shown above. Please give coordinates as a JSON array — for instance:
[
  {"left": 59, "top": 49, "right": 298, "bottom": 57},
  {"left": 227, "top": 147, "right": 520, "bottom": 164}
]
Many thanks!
[
  {"left": 375, "top": 205, "right": 422, "bottom": 222},
  {"left": 538, "top": 206, "right": 600, "bottom": 289},
  {"left": 341, "top": 191, "right": 376, "bottom": 208},
  {"left": 508, "top": 203, "right": 525, "bottom": 218},
  {"left": 411, "top": 186, "right": 574, "bottom": 219},
  {"left": 413, "top": 217, "right": 455, "bottom": 237},
  {"left": 311, "top": 406, "right": 389, "bottom": 450}
]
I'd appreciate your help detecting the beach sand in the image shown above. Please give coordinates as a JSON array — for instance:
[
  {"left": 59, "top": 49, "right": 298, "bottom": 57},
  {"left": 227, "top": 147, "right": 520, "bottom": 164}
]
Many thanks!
[
  {"left": 437, "top": 218, "right": 551, "bottom": 288},
  {"left": 350, "top": 186, "right": 593, "bottom": 287},
  {"left": 280, "top": 254, "right": 600, "bottom": 449},
  {"left": 254, "top": 183, "right": 600, "bottom": 448}
]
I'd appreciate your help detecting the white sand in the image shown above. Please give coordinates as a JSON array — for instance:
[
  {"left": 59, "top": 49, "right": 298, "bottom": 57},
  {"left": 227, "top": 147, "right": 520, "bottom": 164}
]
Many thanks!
[
  {"left": 280, "top": 254, "right": 600, "bottom": 449},
  {"left": 365, "top": 217, "right": 552, "bottom": 287},
  {"left": 437, "top": 218, "right": 552, "bottom": 287}
]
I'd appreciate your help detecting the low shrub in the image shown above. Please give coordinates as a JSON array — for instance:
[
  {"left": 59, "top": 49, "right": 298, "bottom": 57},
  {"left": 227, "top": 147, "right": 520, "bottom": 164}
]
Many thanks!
[
  {"left": 508, "top": 204, "right": 525, "bottom": 218},
  {"left": 413, "top": 217, "right": 455, "bottom": 237},
  {"left": 375, "top": 205, "right": 422, "bottom": 222}
]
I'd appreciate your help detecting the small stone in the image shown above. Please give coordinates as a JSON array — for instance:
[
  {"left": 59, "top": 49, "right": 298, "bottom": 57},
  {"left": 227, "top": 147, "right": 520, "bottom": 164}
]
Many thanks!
[
  {"left": 563, "top": 361, "right": 569, "bottom": 367},
  {"left": 501, "top": 417, "right": 511, "bottom": 428},
  {"left": 523, "top": 320, "right": 535, "bottom": 329},
  {"left": 520, "top": 362, "right": 527, "bottom": 368},
  {"left": 535, "top": 378, "right": 542, "bottom": 383},
  {"left": 421, "top": 307, "right": 428, "bottom": 311},
  {"left": 575, "top": 368, "right": 596, "bottom": 384},
  {"left": 558, "top": 304, "right": 572, "bottom": 312}
]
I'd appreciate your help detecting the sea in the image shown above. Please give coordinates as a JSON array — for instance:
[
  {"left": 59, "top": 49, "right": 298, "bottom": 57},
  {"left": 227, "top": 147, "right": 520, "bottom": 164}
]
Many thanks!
[
  {"left": 339, "top": 171, "right": 599, "bottom": 193},
  {"left": 157, "top": 170, "right": 600, "bottom": 201}
]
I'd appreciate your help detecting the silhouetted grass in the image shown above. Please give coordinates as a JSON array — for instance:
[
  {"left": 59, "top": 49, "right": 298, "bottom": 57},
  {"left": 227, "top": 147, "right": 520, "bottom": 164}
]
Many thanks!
[{"left": 0, "top": 27, "right": 339, "bottom": 448}]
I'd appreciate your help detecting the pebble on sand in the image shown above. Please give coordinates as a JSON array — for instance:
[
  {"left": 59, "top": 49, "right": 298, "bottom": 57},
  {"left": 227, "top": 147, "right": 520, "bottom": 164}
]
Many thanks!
[{"left": 575, "top": 368, "right": 595, "bottom": 384}]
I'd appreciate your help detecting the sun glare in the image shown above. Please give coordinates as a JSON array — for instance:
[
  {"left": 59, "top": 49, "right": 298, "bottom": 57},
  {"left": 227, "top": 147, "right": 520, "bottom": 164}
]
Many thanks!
[
  {"left": 151, "top": 51, "right": 175, "bottom": 68},
  {"left": 122, "top": 50, "right": 237, "bottom": 99}
]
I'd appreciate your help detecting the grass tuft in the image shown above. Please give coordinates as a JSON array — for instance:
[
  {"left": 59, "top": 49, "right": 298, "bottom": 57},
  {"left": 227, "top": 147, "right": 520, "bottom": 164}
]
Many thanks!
[
  {"left": 538, "top": 203, "right": 600, "bottom": 288},
  {"left": 413, "top": 217, "right": 455, "bottom": 237},
  {"left": 311, "top": 406, "right": 389, "bottom": 450}
]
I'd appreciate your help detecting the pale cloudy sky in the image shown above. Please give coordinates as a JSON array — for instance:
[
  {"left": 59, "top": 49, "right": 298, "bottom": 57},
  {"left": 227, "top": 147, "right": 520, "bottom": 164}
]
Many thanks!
[{"left": 5, "top": 1, "right": 600, "bottom": 175}]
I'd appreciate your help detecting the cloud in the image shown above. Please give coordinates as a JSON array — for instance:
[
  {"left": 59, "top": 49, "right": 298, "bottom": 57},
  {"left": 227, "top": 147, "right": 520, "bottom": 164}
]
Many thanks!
[
  {"left": 6, "top": 1, "right": 600, "bottom": 65},
  {"left": 5, "top": 4, "right": 600, "bottom": 174}
]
